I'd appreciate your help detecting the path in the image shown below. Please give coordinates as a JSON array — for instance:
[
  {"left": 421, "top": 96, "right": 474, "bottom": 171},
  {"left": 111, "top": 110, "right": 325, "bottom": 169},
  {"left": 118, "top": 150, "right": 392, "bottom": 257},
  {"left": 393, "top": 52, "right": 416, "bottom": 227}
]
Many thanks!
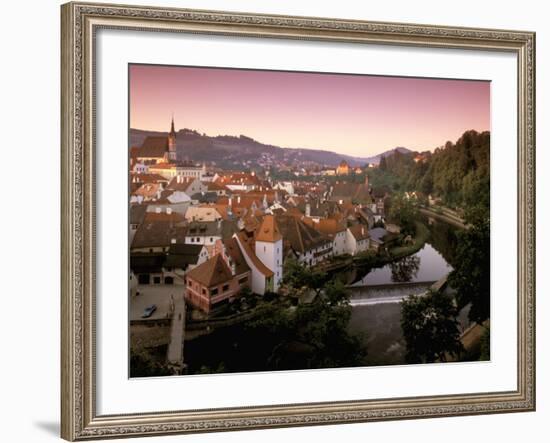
[{"left": 167, "top": 292, "right": 186, "bottom": 373}]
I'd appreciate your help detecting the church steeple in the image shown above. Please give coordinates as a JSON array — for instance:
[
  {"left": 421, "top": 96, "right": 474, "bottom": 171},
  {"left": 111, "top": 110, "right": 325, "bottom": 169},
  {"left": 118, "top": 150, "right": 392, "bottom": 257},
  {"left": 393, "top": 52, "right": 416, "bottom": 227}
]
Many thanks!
[
  {"left": 168, "top": 115, "right": 177, "bottom": 161},
  {"left": 170, "top": 114, "right": 176, "bottom": 137}
]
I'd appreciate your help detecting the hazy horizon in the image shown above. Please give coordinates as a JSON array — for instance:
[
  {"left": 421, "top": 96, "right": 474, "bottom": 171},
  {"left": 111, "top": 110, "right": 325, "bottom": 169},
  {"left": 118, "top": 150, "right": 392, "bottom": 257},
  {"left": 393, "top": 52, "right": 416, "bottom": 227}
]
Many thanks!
[{"left": 130, "top": 64, "right": 490, "bottom": 157}]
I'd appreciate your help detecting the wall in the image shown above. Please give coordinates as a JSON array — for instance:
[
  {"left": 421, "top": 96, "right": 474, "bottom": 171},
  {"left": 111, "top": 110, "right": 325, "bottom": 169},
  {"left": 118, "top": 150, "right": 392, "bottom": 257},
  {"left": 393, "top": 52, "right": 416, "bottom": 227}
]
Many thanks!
[{"left": 0, "top": 0, "right": 547, "bottom": 442}]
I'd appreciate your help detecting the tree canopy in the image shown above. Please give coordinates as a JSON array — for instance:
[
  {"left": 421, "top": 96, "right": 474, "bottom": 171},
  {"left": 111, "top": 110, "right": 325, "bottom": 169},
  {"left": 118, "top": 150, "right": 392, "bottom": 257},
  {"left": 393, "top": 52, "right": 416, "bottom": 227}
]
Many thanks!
[
  {"left": 401, "top": 290, "right": 463, "bottom": 364},
  {"left": 372, "top": 130, "right": 490, "bottom": 212},
  {"left": 448, "top": 216, "right": 490, "bottom": 324}
]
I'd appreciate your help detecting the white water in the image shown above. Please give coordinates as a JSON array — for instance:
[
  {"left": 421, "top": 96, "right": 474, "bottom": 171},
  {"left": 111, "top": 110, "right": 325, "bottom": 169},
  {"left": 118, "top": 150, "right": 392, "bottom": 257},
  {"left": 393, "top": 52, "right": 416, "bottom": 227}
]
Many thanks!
[{"left": 349, "top": 283, "right": 432, "bottom": 306}]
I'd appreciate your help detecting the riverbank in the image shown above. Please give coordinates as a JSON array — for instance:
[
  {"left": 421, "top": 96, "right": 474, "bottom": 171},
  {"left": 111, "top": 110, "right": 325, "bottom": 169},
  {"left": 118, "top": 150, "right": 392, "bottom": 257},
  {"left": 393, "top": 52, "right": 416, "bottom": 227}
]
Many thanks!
[
  {"left": 387, "top": 221, "right": 430, "bottom": 259},
  {"left": 419, "top": 206, "right": 468, "bottom": 229},
  {"left": 352, "top": 220, "right": 430, "bottom": 270}
]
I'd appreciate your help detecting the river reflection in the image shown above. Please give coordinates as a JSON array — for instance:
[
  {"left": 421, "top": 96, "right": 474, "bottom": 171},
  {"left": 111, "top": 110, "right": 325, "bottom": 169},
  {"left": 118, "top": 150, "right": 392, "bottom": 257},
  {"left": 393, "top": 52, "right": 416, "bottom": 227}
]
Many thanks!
[
  {"left": 352, "top": 243, "right": 453, "bottom": 287},
  {"left": 348, "top": 218, "right": 461, "bottom": 365}
]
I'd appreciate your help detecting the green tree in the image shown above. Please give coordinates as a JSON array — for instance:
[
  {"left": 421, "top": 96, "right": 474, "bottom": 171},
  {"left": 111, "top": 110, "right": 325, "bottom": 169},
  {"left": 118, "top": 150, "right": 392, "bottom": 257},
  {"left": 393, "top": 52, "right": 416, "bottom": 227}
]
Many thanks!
[
  {"left": 280, "top": 257, "right": 328, "bottom": 303},
  {"left": 387, "top": 192, "right": 418, "bottom": 236},
  {"left": 401, "top": 290, "right": 463, "bottom": 363},
  {"left": 448, "top": 217, "right": 490, "bottom": 324},
  {"left": 249, "top": 260, "right": 367, "bottom": 370},
  {"left": 379, "top": 155, "right": 387, "bottom": 171}
]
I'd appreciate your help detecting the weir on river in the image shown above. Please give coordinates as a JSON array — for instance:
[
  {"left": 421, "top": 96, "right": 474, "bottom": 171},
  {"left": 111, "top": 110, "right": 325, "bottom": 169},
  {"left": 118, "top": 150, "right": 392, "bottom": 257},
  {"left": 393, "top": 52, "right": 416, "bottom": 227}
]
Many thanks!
[
  {"left": 347, "top": 217, "right": 460, "bottom": 365},
  {"left": 349, "top": 281, "right": 436, "bottom": 306}
]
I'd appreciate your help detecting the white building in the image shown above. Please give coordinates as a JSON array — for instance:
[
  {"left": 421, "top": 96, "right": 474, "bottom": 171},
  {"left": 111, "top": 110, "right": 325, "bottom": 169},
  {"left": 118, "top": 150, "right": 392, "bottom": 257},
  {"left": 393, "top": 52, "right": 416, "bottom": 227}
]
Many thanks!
[
  {"left": 132, "top": 162, "right": 149, "bottom": 174},
  {"left": 233, "top": 232, "right": 274, "bottom": 295},
  {"left": 254, "top": 215, "right": 283, "bottom": 292},
  {"left": 148, "top": 163, "right": 207, "bottom": 180},
  {"left": 273, "top": 181, "right": 295, "bottom": 195},
  {"left": 345, "top": 225, "right": 370, "bottom": 255},
  {"left": 185, "top": 221, "right": 223, "bottom": 246}
]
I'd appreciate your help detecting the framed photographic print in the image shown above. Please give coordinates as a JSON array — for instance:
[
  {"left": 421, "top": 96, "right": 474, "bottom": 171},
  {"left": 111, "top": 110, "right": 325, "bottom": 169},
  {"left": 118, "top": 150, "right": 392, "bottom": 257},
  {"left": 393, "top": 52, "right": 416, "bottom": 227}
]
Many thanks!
[{"left": 61, "top": 1, "right": 536, "bottom": 440}]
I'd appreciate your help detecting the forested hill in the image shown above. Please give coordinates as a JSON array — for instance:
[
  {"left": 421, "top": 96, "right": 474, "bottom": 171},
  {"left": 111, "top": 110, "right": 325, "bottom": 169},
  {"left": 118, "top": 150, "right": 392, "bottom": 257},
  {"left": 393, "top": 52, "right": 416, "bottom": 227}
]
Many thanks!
[
  {"left": 130, "top": 128, "right": 374, "bottom": 169},
  {"left": 379, "top": 130, "right": 490, "bottom": 213}
]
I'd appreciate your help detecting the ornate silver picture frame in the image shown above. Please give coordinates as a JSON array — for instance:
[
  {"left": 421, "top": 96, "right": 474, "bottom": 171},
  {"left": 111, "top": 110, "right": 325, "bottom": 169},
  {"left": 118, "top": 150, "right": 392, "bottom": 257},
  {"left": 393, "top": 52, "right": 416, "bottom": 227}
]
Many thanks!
[{"left": 61, "top": 2, "right": 535, "bottom": 440}]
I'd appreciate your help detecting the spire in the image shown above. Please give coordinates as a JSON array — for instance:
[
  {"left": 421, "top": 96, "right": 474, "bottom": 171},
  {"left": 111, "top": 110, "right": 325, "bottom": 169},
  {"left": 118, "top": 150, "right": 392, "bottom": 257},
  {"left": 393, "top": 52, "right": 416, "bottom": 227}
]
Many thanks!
[{"left": 170, "top": 114, "right": 175, "bottom": 136}]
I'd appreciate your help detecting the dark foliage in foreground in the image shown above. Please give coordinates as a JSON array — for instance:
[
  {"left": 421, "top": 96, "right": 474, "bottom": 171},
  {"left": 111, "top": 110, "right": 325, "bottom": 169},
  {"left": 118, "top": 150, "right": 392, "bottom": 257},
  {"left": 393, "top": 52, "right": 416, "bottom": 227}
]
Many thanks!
[
  {"left": 401, "top": 290, "right": 463, "bottom": 364},
  {"left": 185, "top": 261, "right": 367, "bottom": 374},
  {"left": 448, "top": 216, "right": 490, "bottom": 324}
]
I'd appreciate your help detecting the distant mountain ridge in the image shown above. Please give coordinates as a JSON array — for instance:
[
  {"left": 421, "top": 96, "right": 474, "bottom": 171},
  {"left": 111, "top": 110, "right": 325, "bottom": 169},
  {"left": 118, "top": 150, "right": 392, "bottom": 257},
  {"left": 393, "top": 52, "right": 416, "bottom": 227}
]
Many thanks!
[{"left": 130, "top": 128, "right": 413, "bottom": 169}]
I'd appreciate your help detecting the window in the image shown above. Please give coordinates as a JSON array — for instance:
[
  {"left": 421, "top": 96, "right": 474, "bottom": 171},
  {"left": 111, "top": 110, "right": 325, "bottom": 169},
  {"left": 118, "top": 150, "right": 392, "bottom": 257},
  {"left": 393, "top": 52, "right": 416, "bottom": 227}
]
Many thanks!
[
  {"left": 264, "top": 246, "right": 266, "bottom": 252},
  {"left": 211, "top": 288, "right": 218, "bottom": 296},
  {"left": 202, "top": 288, "right": 206, "bottom": 295},
  {"left": 210, "top": 237, "right": 213, "bottom": 242},
  {"left": 222, "top": 284, "right": 229, "bottom": 292},
  {"left": 196, "top": 237, "right": 200, "bottom": 242},
  {"left": 190, "top": 238, "right": 194, "bottom": 243},
  {"left": 238, "top": 277, "right": 247, "bottom": 284},
  {"left": 153, "top": 276, "right": 161, "bottom": 284}
]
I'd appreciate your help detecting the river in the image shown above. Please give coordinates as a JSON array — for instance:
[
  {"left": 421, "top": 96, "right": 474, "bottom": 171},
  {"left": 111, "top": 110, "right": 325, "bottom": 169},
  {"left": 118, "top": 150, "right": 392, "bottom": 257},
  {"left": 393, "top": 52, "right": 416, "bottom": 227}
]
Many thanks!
[{"left": 348, "top": 217, "right": 460, "bottom": 366}]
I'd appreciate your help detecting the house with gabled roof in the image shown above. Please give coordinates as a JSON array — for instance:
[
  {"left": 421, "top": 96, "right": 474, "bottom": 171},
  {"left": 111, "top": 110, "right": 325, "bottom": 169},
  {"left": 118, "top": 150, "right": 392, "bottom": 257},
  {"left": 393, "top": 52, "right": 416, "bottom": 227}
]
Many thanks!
[
  {"left": 131, "top": 182, "right": 163, "bottom": 203},
  {"left": 328, "top": 175, "right": 372, "bottom": 205},
  {"left": 275, "top": 214, "right": 332, "bottom": 266},
  {"left": 163, "top": 243, "right": 209, "bottom": 283},
  {"left": 131, "top": 211, "right": 187, "bottom": 253},
  {"left": 184, "top": 220, "right": 238, "bottom": 247},
  {"left": 166, "top": 175, "right": 206, "bottom": 197},
  {"left": 184, "top": 242, "right": 251, "bottom": 313},
  {"left": 306, "top": 217, "right": 348, "bottom": 256},
  {"left": 345, "top": 224, "right": 370, "bottom": 255}
]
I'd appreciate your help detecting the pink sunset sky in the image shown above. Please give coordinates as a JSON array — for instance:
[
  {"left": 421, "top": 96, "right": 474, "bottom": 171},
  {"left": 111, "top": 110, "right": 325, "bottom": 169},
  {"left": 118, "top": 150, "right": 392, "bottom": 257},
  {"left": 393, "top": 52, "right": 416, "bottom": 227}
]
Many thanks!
[{"left": 129, "top": 64, "right": 490, "bottom": 157}]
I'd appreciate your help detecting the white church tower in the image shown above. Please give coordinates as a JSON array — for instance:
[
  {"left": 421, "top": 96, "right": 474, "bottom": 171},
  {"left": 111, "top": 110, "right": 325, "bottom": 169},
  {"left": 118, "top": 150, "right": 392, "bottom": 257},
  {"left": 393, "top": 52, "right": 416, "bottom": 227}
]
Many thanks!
[{"left": 255, "top": 215, "right": 283, "bottom": 292}]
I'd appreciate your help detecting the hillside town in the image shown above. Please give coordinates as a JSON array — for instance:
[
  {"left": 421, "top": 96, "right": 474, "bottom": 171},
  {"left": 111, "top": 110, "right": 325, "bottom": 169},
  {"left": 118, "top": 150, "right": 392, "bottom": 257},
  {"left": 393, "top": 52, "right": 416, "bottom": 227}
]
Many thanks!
[
  {"left": 129, "top": 112, "right": 493, "bottom": 377},
  {"left": 129, "top": 118, "right": 400, "bottom": 372}
]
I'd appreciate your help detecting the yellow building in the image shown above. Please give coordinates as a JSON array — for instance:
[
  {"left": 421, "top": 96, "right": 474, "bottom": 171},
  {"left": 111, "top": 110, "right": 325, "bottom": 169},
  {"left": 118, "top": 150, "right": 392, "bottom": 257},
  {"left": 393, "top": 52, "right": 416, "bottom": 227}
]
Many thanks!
[{"left": 336, "top": 160, "right": 350, "bottom": 175}]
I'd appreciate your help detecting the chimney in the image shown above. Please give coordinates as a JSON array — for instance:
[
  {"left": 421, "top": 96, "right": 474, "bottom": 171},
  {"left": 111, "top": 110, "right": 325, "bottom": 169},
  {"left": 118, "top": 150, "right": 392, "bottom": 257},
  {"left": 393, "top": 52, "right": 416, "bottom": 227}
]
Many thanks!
[{"left": 305, "top": 203, "right": 311, "bottom": 217}]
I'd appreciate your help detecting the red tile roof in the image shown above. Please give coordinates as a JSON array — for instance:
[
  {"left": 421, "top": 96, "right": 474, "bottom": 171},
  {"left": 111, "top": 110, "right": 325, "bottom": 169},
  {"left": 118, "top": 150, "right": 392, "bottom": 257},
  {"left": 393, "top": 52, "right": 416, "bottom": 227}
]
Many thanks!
[
  {"left": 186, "top": 254, "right": 233, "bottom": 288},
  {"left": 255, "top": 215, "right": 282, "bottom": 243},
  {"left": 348, "top": 224, "right": 370, "bottom": 241}
]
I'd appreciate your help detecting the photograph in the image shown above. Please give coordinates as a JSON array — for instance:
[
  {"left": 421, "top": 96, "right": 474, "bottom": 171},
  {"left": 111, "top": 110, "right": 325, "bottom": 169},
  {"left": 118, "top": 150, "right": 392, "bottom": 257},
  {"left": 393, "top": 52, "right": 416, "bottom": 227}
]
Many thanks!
[{"left": 128, "top": 64, "right": 491, "bottom": 377}]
